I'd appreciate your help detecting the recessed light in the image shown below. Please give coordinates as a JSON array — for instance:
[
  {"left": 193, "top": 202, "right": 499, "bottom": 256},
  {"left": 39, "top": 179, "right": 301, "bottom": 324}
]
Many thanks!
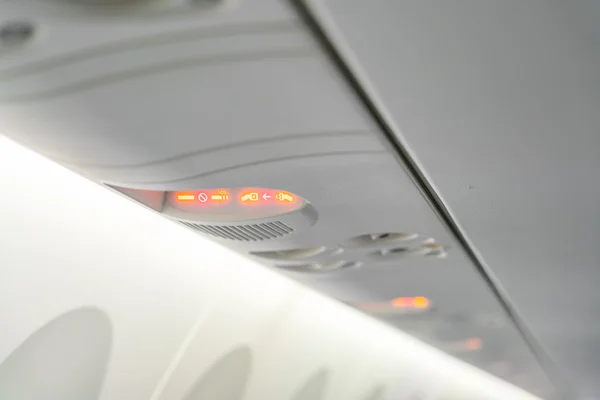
[
  {"left": 354, "top": 297, "right": 433, "bottom": 315},
  {"left": 445, "top": 337, "right": 483, "bottom": 353},
  {"left": 391, "top": 296, "right": 430, "bottom": 309}
]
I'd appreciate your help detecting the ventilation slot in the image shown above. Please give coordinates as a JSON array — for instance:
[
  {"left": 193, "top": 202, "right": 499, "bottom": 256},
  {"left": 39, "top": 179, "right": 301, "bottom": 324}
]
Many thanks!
[
  {"left": 277, "top": 260, "right": 360, "bottom": 273},
  {"left": 180, "top": 221, "right": 294, "bottom": 241},
  {"left": 344, "top": 232, "right": 420, "bottom": 249},
  {"left": 250, "top": 247, "right": 331, "bottom": 261}
]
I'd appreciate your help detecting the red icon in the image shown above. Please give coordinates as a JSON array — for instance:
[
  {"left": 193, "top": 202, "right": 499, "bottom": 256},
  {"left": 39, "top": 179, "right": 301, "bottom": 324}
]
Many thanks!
[
  {"left": 262, "top": 193, "right": 271, "bottom": 200},
  {"left": 198, "top": 193, "right": 208, "bottom": 203}
]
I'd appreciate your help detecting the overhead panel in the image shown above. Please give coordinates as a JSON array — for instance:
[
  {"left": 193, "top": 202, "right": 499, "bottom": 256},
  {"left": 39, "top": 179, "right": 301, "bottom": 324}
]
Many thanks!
[
  {"left": 0, "top": 0, "right": 564, "bottom": 398},
  {"left": 302, "top": 0, "right": 600, "bottom": 399}
]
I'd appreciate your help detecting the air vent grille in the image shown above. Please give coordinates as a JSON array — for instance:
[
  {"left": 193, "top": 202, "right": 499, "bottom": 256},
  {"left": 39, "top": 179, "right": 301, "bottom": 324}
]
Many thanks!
[{"left": 180, "top": 220, "right": 294, "bottom": 241}]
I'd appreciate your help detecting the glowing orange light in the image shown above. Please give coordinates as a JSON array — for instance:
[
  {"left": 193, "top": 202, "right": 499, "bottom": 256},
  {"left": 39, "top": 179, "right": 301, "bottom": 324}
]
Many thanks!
[
  {"left": 211, "top": 189, "right": 229, "bottom": 201},
  {"left": 465, "top": 337, "right": 483, "bottom": 351},
  {"left": 261, "top": 192, "right": 272, "bottom": 201},
  {"left": 412, "top": 296, "right": 430, "bottom": 309},
  {"left": 176, "top": 193, "right": 196, "bottom": 201},
  {"left": 390, "top": 297, "right": 411, "bottom": 308},
  {"left": 390, "top": 296, "right": 430, "bottom": 309},
  {"left": 240, "top": 192, "right": 259, "bottom": 202},
  {"left": 198, "top": 192, "right": 209, "bottom": 203},
  {"left": 275, "top": 192, "right": 294, "bottom": 202}
]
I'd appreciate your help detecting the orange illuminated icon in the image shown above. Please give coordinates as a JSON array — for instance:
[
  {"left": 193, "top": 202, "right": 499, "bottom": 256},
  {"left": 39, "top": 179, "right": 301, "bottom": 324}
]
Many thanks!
[
  {"left": 412, "top": 296, "right": 430, "bottom": 309},
  {"left": 211, "top": 189, "right": 229, "bottom": 201},
  {"left": 390, "top": 296, "right": 430, "bottom": 310},
  {"left": 446, "top": 337, "right": 483, "bottom": 353},
  {"left": 275, "top": 192, "right": 294, "bottom": 202},
  {"left": 241, "top": 192, "right": 259, "bottom": 202},
  {"left": 390, "top": 297, "right": 411, "bottom": 308},
  {"left": 176, "top": 193, "right": 196, "bottom": 202},
  {"left": 465, "top": 337, "right": 483, "bottom": 351},
  {"left": 198, "top": 192, "right": 209, "bottom": 203}
]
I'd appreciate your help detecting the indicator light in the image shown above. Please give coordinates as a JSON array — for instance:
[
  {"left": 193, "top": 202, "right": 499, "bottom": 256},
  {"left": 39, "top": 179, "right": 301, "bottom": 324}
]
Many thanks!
[
  {"left": 240, "top": 192, "right": 259, "bottom": 202},
  {"left": 211, "top": 189, "right": 229, "bottom": 201},
  {"left": 356, "top": 296, "right": 432, "bottom": 314},
  {"left": 390, "top": 297, "right": 411, "bottom": 308},
  {"left": 465, "top": 337, "right": 483, "bottom": 351},
  {"left": 445, "top": 337, "right": 483, "bottom": 353},
  {"left": 176, "top": 193, "right": 196, "bottom": 201},
  {"left": 390, "top": 297, "right": 430, "bottom": 309},
  {"left": 172, "top": 188, "right": 302, "bottom": 209},
  {"left": 412, "top": 296, "right": 430, "bottom": 309},
  {"left": 198, "top": 192, "right": 209, "bottom": 203},
  {"left": 276, "top": 191, "right": 294, "bottom": 202}
]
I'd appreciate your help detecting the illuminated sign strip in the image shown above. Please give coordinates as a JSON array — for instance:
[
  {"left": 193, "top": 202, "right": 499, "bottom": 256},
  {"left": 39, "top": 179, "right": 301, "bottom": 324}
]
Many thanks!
[{"left": 175, "top": 189, "right": 297, "bottom": 205}]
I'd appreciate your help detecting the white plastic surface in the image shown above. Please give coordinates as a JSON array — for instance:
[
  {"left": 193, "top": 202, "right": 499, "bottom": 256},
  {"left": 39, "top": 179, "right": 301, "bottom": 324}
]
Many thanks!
[{"left": 0, "top": 135, "right": 544, "bottom": 400}]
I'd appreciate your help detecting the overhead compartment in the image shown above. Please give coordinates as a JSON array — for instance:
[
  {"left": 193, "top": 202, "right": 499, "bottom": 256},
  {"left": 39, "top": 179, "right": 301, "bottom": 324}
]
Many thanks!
[{"left": 0, "top": 22, "right": 380, "bottom": 176}]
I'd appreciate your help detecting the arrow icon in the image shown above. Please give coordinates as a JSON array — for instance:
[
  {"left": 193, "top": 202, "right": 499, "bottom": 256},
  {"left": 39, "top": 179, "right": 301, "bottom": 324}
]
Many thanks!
[{"left": 262, "top": 193, "right": 271, "bottom": 201}]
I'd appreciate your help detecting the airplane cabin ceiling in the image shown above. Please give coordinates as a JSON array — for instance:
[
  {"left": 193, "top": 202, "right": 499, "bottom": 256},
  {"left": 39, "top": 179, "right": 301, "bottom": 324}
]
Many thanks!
[{"left": 1, "top": 1, "right": 599, "bottom": 399}]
